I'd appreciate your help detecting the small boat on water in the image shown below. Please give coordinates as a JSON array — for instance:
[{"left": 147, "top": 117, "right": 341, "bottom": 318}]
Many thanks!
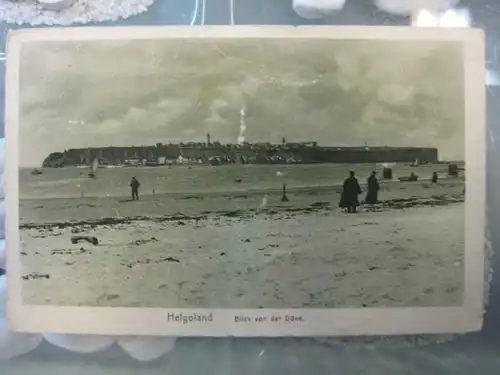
[
  {"left": 409, "top": 158, "right": 420, "bottom": 167},
  {"left": 31, "top": 169, "right": 43, "bottom": 176},
  {"left": 145, "top": 160, "right": 161, "bottom": 167},
  {"left": 398, "top": 172, "right": 419, "bottom": 182}
]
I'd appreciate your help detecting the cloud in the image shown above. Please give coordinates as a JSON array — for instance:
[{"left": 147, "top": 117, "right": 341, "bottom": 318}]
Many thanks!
[
  {"left": 17, "top": 38, "right": 464, "bottom": 166},
  {"left": 378, "top": 84, "right": 415, "bottom": 106}
]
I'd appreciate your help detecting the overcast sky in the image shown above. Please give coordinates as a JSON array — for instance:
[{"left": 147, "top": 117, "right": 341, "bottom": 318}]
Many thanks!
[{"left": 18, "top": 38, "right": 464, "bottom": 167}]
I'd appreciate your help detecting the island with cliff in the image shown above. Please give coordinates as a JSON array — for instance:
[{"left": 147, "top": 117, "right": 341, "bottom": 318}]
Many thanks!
[{"left": 41, "top": 134, "right": 438, "bottom": 168}]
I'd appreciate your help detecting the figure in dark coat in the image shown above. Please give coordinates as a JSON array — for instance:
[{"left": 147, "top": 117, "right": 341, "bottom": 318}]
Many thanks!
[
  {"left": 340, "top": 171, "right": 362, "bottom": 213},
  {"left": 431, "top": 172, "right": 438, "bottom": 183},
  {"left": 130, "top": 177, "right": 140, "bottom": 201},
  {"left": 365, "top": 171, "right": 380, "bottom": 204}
]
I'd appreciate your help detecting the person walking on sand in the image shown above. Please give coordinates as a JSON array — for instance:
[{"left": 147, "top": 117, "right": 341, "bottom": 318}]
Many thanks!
[
  {"left": 365, "top": 171, "right": 380, "bottom": 204},
  {"left": 130, "top": 176, "right": 140, "bottom": 201},
  {"left": 340, "top": 170, "right": 362, "bottom": 213}
]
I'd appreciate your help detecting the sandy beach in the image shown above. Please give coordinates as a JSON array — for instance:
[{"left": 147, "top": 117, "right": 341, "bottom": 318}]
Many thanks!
[{"left": 19, "top": 167, "right": 465, "bottom": 308}]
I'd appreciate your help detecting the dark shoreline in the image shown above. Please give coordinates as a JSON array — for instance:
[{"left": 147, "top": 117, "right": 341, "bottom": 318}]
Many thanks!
[{"left": 20, "top": 194, "right": 464, "bottom": 230}]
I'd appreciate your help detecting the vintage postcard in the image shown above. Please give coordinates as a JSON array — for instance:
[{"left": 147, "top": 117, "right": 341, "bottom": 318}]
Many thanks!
[{"left": 5, "top": 26, "right": 485, "bottom": 336}]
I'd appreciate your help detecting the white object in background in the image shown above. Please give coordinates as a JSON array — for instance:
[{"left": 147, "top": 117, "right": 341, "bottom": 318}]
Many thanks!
[
  {"left": 293, "top": 0, "right": 346, "bottom": 19},
  {"left": 486, "top": 70, "right": 500, "bottom": 86},
  {"left": 0, "top": 327, "right": 43, "bottom": 360},
  {"left": 43, "top": 334, "right": 116, "bottom": 353},
  {"left": 439, "top": 8, "right": 471, "bottom": 27},
  {"left": 412, "top": 8, "right": 439, "bottom": 26},
  {"left": 118, "top": 336, "right": 177, "bottom": 361},
  {"left": 0, "top": 276, "right": 44, "bottom": 360},
  {"left": 37, "top": 0, "right": 78, "bottom": 11},
  {"left": 412, "top": 7, "right": 470, "bottom": 27},
  {"left": 375, "top": 0, "right": 459, "bottom": 15}
]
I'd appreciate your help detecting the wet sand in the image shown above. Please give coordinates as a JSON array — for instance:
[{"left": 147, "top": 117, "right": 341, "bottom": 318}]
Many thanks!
[
  {"left": 20, "top": 178, "right": 464, "bottom": 223},
  {"left": 20, "top": 179, "right": 465, "bottom": 308}
]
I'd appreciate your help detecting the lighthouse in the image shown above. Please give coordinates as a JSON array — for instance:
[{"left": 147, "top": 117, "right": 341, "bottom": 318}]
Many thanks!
[{"left": 206, "top": 133, "right": 211, "bottom": 146}]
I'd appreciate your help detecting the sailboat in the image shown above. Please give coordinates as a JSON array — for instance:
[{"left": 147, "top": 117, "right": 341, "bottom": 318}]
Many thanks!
[
  {"left": 88, "top": 157, "right": 99, "bottom": 178},
  {"left": 410, "top": 158, "right": 420, "bottom": 167}
]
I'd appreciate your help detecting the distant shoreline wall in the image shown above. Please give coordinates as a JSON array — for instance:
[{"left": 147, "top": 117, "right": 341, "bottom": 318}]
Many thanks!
[{"left": 41, "top": 144, "right": 439, "bottom": 168}]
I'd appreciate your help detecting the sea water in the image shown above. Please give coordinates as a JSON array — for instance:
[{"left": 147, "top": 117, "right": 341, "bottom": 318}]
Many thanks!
[{"left": 19, "top": 163, "right": 455, "bottom": 200}]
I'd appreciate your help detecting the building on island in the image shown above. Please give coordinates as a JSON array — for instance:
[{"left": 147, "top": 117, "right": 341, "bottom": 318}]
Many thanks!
[{"left": 41, "top": 137, "right": 439, "bottom": 168}]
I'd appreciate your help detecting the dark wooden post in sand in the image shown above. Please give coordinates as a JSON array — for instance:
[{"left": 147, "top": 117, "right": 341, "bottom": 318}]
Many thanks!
[
  {"left": 382, "top": 167, "right": 393, "bottom": 180},
  {"left": 281, "top": 183, "right": 289, "bottom": 202},
  {"left": 448, "top": 163, "right": 459, "bottom": 177}
]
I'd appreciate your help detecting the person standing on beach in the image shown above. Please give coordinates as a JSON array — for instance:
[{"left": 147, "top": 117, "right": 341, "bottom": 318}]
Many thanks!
[
  {"left": 431, "top": 172, "right": 438, "bottom": 183},
  {"left": 130, "top": 177, "right": 140, "bottom": 201},
  {"left": 365, "top": 171, "right": 380, "bottom": 204},
  {"left": 340, "top": 170, "right": 362, "bottom": 213}
]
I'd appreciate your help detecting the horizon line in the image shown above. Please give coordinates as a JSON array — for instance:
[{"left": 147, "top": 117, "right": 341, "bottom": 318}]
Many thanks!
[{"left": 51, "top": 143, "right": 441, "bottom": 151}]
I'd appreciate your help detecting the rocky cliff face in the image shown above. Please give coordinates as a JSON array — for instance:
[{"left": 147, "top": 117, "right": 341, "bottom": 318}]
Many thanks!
[
  {"left": 40, "top": 145, "right": 439, "bottom": 167},
  {"left": 42, "top": 152, "right": 66, "bottom": 168}
]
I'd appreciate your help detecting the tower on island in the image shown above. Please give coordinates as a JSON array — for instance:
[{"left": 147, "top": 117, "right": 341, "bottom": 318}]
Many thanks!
[{"left": 207, "top": 133, "right": 211, "bottom": 146}]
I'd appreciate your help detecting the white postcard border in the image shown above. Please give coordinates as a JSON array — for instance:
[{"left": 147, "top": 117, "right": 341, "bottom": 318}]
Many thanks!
[{"left": 5, "top": 26, "right": 486, "bottom": 336}]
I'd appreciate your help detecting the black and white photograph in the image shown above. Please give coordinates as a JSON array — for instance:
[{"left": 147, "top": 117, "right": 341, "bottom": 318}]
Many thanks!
[{"left": 5, "top": 27, "right": 486, "bottom": 336}]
